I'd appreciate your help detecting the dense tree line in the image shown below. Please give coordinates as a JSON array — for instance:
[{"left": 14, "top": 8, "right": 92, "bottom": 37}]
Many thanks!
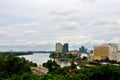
[
  {"left": 0, "top": 52, "right": 33, "bottom": 56},
  {"left": 42, "top": 60, "right": 120, "bottom": 80},
  {"left": 0, "top": 55, "right": 39, "bottom": 80},
  {"left": 1, "top": 54, "right": 120, "bottom": 80}
]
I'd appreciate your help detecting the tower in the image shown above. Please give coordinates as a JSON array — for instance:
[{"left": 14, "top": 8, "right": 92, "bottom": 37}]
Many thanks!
[
  {"left": 62, "top": 43, "right": 69, "bottom": 53},
  {"left": 56, "top": 43, "right": 63, "bottom": 53}
]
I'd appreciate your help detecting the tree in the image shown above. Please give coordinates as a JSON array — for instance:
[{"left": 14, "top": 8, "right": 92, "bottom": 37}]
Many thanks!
[
  {"left": 70, "top": 61, "right": 77, "bottom": 70},
  {"left": 42, "top": 60, "right": 60, "bottom": 73},
  {"left": 0, "top": 55, "right": 31, "bottom": 79},
  {"left": 82, "top": 56, "right": 87, "bottom": 60},
  {"left": 78, "top": 64, "right": 120, "bottom": 80}
]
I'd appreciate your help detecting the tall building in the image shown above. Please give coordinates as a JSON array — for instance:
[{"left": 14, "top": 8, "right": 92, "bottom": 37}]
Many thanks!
[
  {"left": 56, "top": 43, "right": 63, "bottom": 53},
  {"left": 108, "top": 43, "right": 118, "bottom": 60},
  {"left": 94, "top": 46, "right": 109, "bottom": 60},
  {"left": 79, "top": 46, "right": 87, "bottom": 53},
  {"left": 94, "top": 43, "right": 118, "bottom": 60},
  {"left": 62, "top": 43, "right": 69, "bottom": 53}
]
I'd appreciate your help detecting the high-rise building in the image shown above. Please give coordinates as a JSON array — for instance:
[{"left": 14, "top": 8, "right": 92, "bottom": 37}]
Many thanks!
[
  {"left": 94, "top": 43, "right": 118, "bottom": 60},
  {"left": 62, "top": 43, "right": 69, "bottom": 53},
  {"left": 94, "top": 46, "right": 109, "bottom": 60},
  {"left": 56, "top": 43, "right": 63, "bottom": 53},
  {"left": 108, "top": 43, "right": 118, "bottom": 60},
  {"left": 79, "top": 46, "right": 87, "bottom": 53}
]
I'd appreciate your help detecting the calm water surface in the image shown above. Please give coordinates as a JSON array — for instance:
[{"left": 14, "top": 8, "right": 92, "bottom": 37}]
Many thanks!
[{"left": 19, "top": 53, "right": 70, "bottom": 67}]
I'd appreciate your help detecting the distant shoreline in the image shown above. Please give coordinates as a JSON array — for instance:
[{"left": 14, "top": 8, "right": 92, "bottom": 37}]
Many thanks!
[{"left": 0, "top": 51, "right": 33, "bottom": 56}]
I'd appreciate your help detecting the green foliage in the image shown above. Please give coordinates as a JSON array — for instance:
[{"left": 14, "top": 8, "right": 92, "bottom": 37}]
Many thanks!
[
  {"left": 66, "top": 53, "right": 74, "bottom": 58},
  {"left": 0, "top": 52, "right": 33, "bottom": 56},
  {"left": 70, "top": 61, "right": 77, "bottom": 70},
  {"left": 1, "top": 55, "right": 120, "bottom": 80},
  {"left": 42, "top": 60, "right": 60, "bottom": 73},
  {"left": 42, "top": 63, "right": 120, "bottom": 80},
  {"left": 100, "top": 58, "right": 118, "bottom": 64},
  {"left": 0, "top": 55, "right": 32, "bottom": 79},
  {"left": 29, "top": 61, "right": 38, "bottom": 67},
  {"left": 7, "top": 73, "right": 41, "bottom": 80},
  {"left": 81, "top": 56, "right": 87, "bottom": 60},
  {"left": 49, "top": 52, "right": 57, "bottom": 59},
  {"left": 39, "top": 74, "right": 65, "bottom": 80},
  {"left": 77, "top": 64, "right": 120, "bottom": 80},
  {"left": 49, "top": 52, "right": 75, "bottom": 60}
]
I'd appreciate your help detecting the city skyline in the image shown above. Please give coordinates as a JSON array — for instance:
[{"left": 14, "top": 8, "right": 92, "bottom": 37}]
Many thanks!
[{"left": 0, "top": 0, "right": 120, "bottom": 51}]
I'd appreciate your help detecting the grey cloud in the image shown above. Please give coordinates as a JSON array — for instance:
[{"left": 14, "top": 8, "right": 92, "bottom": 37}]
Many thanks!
[
  {"left": 79, "top": 0, "right": 95, "bottom": 4},
  {"left": 49, "top": 10, "right": 82, "bottom": 22},
  {"left": 55, "top": 21, "right": 80, "bottom": 31},
  {"left": 50, "top": 10, "right": 80, "bottom": 16},
  {"left": 14, "top": 23, "right": 41, "bottom": 28},
  {"left": 109, "top": 27, "right": 120, "bottom": 31},
  {"left": 81, "top": 16, "right": 120, "bottom": 42},
  {"left": 92, "top": 20, "right": 120, "bottom": 26}
]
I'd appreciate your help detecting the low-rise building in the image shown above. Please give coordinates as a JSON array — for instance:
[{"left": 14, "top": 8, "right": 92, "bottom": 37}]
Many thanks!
[{"left": 117, "top": 52, "right": 120, "bottom": 62}]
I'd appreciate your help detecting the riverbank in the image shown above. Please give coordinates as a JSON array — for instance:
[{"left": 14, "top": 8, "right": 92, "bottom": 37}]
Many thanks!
[
  {"left": 31, "top": 66, "right": 48, "bottom": 74},
  {"left": 0, "top": 51, "right": 33, "bottom": 56}
]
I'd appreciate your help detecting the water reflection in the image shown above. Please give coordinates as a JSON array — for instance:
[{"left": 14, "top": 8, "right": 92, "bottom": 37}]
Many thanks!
[
  {"left": 19, "top": 53, "right": 70, "bottom": 67},
  {"left": 55, "top": 59, "right": 70, "bottom": 67}
]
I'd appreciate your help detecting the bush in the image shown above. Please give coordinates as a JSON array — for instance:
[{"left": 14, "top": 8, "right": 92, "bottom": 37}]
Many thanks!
[{"left": 0, "top": 55, "right": 31, "bottom": 79}]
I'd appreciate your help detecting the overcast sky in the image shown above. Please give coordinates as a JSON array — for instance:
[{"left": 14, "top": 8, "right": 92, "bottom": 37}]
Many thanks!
[{"left": 0, "top": 0, "right": 120, "bottom": 51}]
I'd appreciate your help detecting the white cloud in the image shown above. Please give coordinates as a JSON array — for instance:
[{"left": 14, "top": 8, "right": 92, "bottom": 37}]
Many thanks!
[
  {"left": 0, "top": 0, "right": 120, "bottom": 51},
  {"left": 55, "top": 21, "right": 80, "bottom": 32}
]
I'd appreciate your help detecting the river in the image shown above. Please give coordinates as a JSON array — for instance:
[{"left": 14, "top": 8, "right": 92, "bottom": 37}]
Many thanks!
[{"left": 19, "top": 53, "right": 70, "bottom": 67}]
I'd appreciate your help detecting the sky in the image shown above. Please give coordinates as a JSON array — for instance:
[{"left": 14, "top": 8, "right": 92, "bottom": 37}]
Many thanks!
[{"left": 0, "top": 0, "right": 120, "bottom": 51}]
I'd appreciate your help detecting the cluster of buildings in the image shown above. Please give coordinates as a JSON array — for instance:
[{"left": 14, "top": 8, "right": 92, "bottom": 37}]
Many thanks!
[
  {"left": 56, "top": 42, "right": 88, "bottom": 53},
  {"left": 79, "top": 46, "right": 87, "bottom": 53},
  {"left": 56, "top": 42, "right": 120, "bottom": 62},
  {"left": 55, "top": 42, "right": 88, "bottom": 58},
  {"left": 56, "top": 43, "right": 69, "bottom": 53},
  {"left": 93, "top": 43, "right": 120, "bottom": 62}
]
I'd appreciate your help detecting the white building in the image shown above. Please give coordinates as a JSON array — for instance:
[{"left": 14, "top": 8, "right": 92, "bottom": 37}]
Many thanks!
[
  {"left": 56, "top": 43, "right": 63, "bottom": 53},
  {"left": 117, "top": 52, "right": 120, "bottom": 62},
  {"left": 108, "top": 43, "right": 118, "bottom": 60}
]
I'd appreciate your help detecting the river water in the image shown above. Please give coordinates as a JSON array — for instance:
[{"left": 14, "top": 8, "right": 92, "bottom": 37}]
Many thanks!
[{"left": 19, "top": 53, "right": 70, "bottom": 67}]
